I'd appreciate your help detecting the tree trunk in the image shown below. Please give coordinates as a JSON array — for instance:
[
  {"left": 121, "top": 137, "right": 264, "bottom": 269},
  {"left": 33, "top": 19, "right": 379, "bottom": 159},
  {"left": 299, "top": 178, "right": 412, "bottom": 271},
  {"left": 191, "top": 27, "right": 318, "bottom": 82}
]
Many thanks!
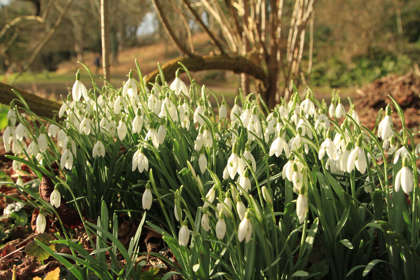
[{"left": 100, "top": 0, "right": 110, "bottom": 82}]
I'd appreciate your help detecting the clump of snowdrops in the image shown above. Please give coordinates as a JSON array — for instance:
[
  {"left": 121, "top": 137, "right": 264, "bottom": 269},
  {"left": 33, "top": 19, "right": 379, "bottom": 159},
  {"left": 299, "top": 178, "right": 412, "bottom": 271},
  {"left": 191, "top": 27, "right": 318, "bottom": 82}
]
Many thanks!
[{"left": 3, "top": 66, "right": 420, "bottom": 279}]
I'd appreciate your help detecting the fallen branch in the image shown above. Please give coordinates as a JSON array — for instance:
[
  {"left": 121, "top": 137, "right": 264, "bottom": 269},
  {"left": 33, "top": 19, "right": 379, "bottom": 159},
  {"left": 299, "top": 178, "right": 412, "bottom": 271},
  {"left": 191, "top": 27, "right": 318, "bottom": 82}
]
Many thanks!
[
  {"left": 145, "top": 55, "right": 267, "bottom": 85},
  {"left": 0, "top": 82, "right": 60, "bottom": 118}
]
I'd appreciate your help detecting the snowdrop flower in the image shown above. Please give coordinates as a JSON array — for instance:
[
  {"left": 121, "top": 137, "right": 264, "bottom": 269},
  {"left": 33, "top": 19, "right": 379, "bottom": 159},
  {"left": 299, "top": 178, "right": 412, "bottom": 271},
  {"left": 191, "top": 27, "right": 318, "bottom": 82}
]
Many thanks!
[
  {"left": 240, "top": 108, "right": 251, "bottom": 128},
  {"left": 79, "top": 118, "right": 91, "bottom": 135},
  {"left": 15, "top": 123, "right": 27, "bottom": 141},
  {"left": 230, "top": 104, "right": 241, "bottom": 123},
  {"left": 238, "top": 174, "right": 251, "bottom": 193},
  {"left": 201, "top": 213, "right": 211, "bottom": 232},
  {"left": 193, "top": 105, "right": 205, "bottom": 126},
  {"left": 219, "top": 103, "right": 227, "bottom": 119},
  {"left": 12, "top": 138, "right": 25, "bottom": 154},
  {"left": 335, "top": 103, "right": 345, "bottom": 118},
  {"left": 132, "top": 150, "right": 149, "bottom": 173},
  {"left": 318, "top": 138, "right": 339, "bottom": 161},
  {"left": 38, "top": 134, "right": 48, "bottom": 153},
  {"left": 339, "top": 150, "right": 351, "bottom": 173},
  {"left": 243, "top": 150, "right": 256, "bottom": 172},
  {"left": 227, "top": 153, "right": 240, "bottom": 179},
  {"left": 269, "top": 136, "right": 289, "bottom": 157},
  {"left": 216, "top": 218, "right": 226, "bottom": 240},
  {"left": 27, "top": 141, "right": 39, "bottom": 157},
  {"left": 315, "top": 114, "right": 330, "bottom": 131},
  {"left": 50, "top": 189, "right": 61, "bottom": 208},
  {"left": 300, "top": 98, "right": 316, "bottom": 116},
  {"left": 202, "top": 130, "right": 213, "bottom": 148},
  {"left": 48, "top": 124, "right": 60, "bottom": 138},
  {"left": 393, "top": 146, "right": 409, "bottom": 164},
  {"left": 157, "top": 125, "right": 166, "bottom": 145},
  {"left": 60, "top": 149, "right": 73, "bottom": 170},
  {"left": 198, "top": 153, "right": 207, "bottom": 174},
  {"left": 236, "top": 201, "right": 246, "bottom": 220},
  {"left": 58, "top": 103, "right": 67, "bottom": 118},
  {"left": 297, "top": 119, "right": 313, "bottom": 139},
  {"left": 296, "top": 194, "right": 308, "bottom": 224},
  {"left": 347, "top": 146, "right": 367, "bottom": 174},
  {"left": 3, "top": 126, "right": 14, "bottom": 152},
  {"left": 117, "top": 120, "right": 127, "bottom": 141},
  {"left": 205, "top": 186, "right": 216, "bottom": 204},
  {"left": 132, "top": 114, "right": 143, "bottom": 134},
  {"left": 378, "top": 115, "right": 393, "bottom": 141},
  {"left": 7, "top": 110, "right": 17, "bottom": 126},
  {"left": 72, "top": 75, "right": 88, "bottom": 101},
  {"left": 142, "top": 188, "right": 153, "bottom": 210},
  {"left": 148, "top": 94, "right": 161, "bottom": 115},
  {"left": 170, "top": 77, "right": 188, "bottom": 96},
  {"left": 289, "top": 134, "right": 302, "bottom": 152},
  {"left": 123, "top": 76, "right": 138, "bottom": 98},
  {"left": 36, "top": 213, "right": 47, "bottom": 233},
  {"left": 395, "top": 166, "right": 414, "bottom": 195},
  {"left": 328, "top": 103, "right": 335, "bottom": 118},
  {"left": 92, "top": 141, "right": 106, "bottom": 158},
  {"left": 178, "top": 224, "right": 190, "bottom": 246},
  {"left": 238, "top": 214, "right": 252, "bottom": 243}
]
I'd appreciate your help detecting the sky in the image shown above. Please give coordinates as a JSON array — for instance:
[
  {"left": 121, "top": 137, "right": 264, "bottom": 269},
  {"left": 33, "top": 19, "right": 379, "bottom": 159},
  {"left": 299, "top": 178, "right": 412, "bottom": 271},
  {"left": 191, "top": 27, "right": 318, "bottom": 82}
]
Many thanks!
[{"left": 0, "top": 0, "right": 10, "bottom": 5}]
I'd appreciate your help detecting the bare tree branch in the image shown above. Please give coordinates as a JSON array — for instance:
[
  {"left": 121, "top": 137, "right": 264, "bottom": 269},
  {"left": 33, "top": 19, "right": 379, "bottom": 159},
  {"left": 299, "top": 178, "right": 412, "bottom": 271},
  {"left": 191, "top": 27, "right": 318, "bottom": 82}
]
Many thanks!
[
  {"left": 0, "top": 16, "right": 44, "bottom": 39},
  {"left": 181, "top": 0, "right": 226, "bottom": 55},
  {"left": 0, "top": 82, "right": 60, "bottom": 118},
  {"left": 152, "top": 0, "right": 196, "bottom": 57},
  {"left": 21, "top": 0, "right": 74, "bottom": 73}
]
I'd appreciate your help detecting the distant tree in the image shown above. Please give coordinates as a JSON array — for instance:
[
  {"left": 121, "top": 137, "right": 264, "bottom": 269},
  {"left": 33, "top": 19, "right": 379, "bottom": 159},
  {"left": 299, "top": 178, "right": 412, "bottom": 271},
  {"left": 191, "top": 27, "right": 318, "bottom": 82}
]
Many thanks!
[{"left": 151, "top": 0, "right": 316, "bottom": 105}]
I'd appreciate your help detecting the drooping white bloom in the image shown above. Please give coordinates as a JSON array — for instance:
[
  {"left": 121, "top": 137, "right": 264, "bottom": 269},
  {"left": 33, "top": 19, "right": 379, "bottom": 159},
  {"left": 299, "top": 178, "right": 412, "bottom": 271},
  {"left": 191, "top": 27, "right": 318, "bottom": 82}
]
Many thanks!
[
  {"left": 296, "top": 194, "right": 308, "bottom": 224},
  {"left": 227, "top": 153, "right": 240, "bottom": 179},
  {"left": 3, "top": 126, "right": 14, "bottom": 152},
  {"left": 148, "top": 94, "right": 161, "bottom": 115},
  {"left": 48, "top": 124, "right": 60, "bottom": 138},
  {"left": 132, "top": 114, "right": 144, "bottom": 134},
  {"left": 230, "top": 104, "right": 242, "bottom": 123},
  {"left": 79, "top": 118, "right": 92, "bottom": 135},
  {"left": 142, "top": 188, "right": 153, "bottom": 210},
  {"left": 193, "top": 105, "right": 205, "bottom": 125},
  {"left": 393, "top": 146, "right": 409, "bottom": 164},
  {"left": 328, "top": 103, "right": 335, "bottom": 118},
  {"left": 243, "top": 150, "right": 256, "bottom": 172},
  {"left": 378, "top": 115, "right": 393, "bottom": 140},
  {"left": 117, "top": 120, "right": 127, "bottom": 141},
  {"left": 38, "top": 134, "right": 48, "bottom": 153},
  {"left": 174, "top": 204, "right": 180, "bottom": 222},
  {"left": 178, "top": 224, "right": 190, "bottom": 246},
  {"left": 132, "top": 150, "right": 149, "bottom": 173},
  {"left": 219, "top": 103, "right": 227, "bottom": 119},
  {"left": 205, "top": 186, "right": 216, "bottom": 203},
  {"left": 339, "top": 150, "right": 351, "bottom": 173},
  {"left": 269, "top": 137, "right": 289, "bottom": 157},
  {"left": 296, "top": 119, "right": 313, "bottom": 139},
  {"left": 15, "top": 123, "right": 27, "bottom": 141},
  {"left": 92, "top": 141, "right": 106, "bottom": 158},
  {"left": 27, "top": 141, "right": 39, "bottom": 157},
  {"left": 157, "top": 125, "right": 166, "bottom": 145},
  {"left": 58, "top": 103, "right": 67, "bottom": 118},
  {"left": 238, "top": 216, "right": 252, "bottom": 243},
  {"left": 238, "top": 174, "right": 251, "bottom": 193},
  {"left": 395, "top": 166, "right": 414, "bottom": 195},
  {"left": 170, "top": 77, "right": 188, "bottom": 96},
  {"left": 347, "top": 146, "right": 367, "bottom": 174},
  {"left": 72, "top": 80, "right": 88, "bottom": 101},
  {"left": 240, "top": 108, "right": 251, "bottom": 128},
  {"left": 201, "top": 213, "right": 211, "bottom": 232},
  {"left": 300, "top": 98, "right": 316, "bottom": 116},
  {"left": 335, "top": 103, "right": 346, "bottom": 118},
  {"left": 236, "top": 201, "right": 246, "bottom": 220},
  {"left": 216, "top": 218, "right": 226, "bottom": 240},
  {"left": 36, "top": 213, "right": 47, "bottom": 233},
  {"left": 198, "top": 153, "right": 207, "bottom": 174},
  {"left": 50, "top": 189, "right": 61, "bottom": 208},
  {"left": 123, "top": 78, "right": 138, "bottom": 98},
  {"left": 202, "top": 130, "right": 213, "bottom": 148},
  {"left": 60, "top": 149, "right": 73, "bottom": 170},
  {"left": 318, "top": 138, "right": 339, "bottom": 161}
]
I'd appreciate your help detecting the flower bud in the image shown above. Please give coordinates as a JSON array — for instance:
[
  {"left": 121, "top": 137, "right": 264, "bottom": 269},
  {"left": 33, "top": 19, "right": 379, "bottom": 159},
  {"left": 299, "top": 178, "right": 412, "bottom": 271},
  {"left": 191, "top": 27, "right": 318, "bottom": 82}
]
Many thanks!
[
  {"left": 201, "top": 213, "right": 210, "bottom": 232},
  {"left": 216, "top": 218, "right": 226, "bottom": 240},
  {"left": 238, "top": 215, "right": 252, "bottom": 243},
  {"left": 92, "top": 141, "right": 106, "bottom": 158},
  {"left": 261, "top": 186, "right": 272, "bottom": 205},
  {"left": 117, "top": 120, "right": 127, "bottom": 141},
  {"left": 36, "top": 213, "right": 47, "bottom": 233},
  {"left": 50, "top": 189, "right": 61, "bottom": 208},
  {"left": 198, "top": 153, "right": 207, "bottom": 174},
  {"left": 178, "top": 224, "right": 190, "bottom": 246},
  {"left": 296, "top": 194, "right": 308, "bottom": 224},
  {"left": 142, "top": 188, "right": 153, "bottom": 210}
]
